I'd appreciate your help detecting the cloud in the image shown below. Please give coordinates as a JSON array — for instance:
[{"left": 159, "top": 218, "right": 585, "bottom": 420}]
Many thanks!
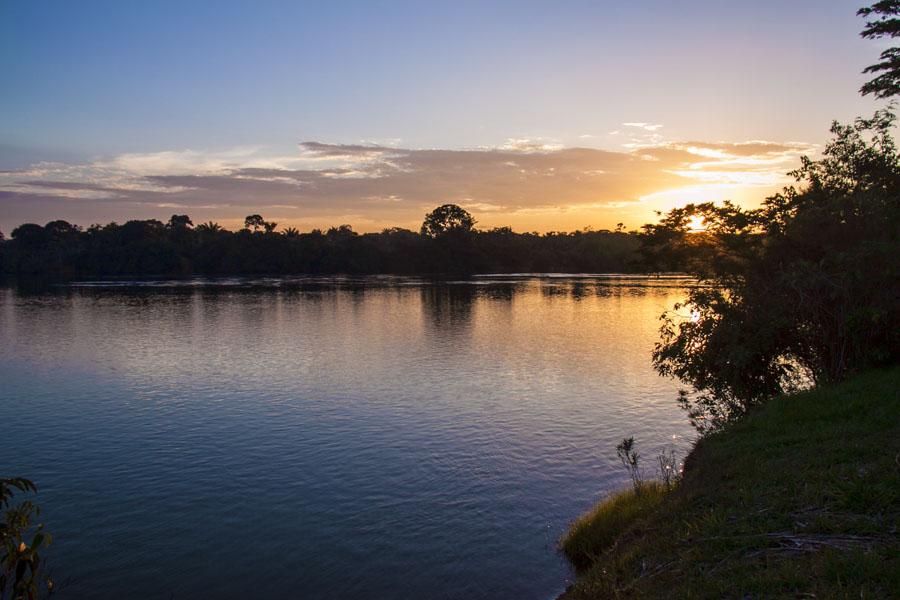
[
  {"left": 496, "top": 138, "right": 564, "bottom": 152},
  {"left": 622, "top": 122, "right": 663, "bottom": 132},
  {"left": 298, "top": 142, "right": 397, "bottom": 163},
  {"left": 0, "top": 137, "right": 816, "bottom": 232},
  {"left": 676, "top": 140, "right": 811, "bottom": 157}
]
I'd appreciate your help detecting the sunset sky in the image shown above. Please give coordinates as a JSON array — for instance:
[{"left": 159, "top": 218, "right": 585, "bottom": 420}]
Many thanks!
[{"left": 0, "top": 0, "right": 888, "bottom": 234}]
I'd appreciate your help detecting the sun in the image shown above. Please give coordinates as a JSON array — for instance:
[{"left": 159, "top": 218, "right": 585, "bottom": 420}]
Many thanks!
[{"left": 686, "top": 215, "right": 707, "bottom": 233}]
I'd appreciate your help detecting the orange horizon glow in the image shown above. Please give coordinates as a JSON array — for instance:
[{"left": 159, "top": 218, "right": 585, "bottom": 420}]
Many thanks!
[
  {"left": 1, "top": 2, "right": 882, "bottom": 236},
  {"left": 0, "top": 139, "right": 800, "bottom": 236}
]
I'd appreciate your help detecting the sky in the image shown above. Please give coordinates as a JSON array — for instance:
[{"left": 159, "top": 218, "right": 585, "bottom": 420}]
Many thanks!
[{"left": 0, "top": 0, "right": 889, "bottom": 234}]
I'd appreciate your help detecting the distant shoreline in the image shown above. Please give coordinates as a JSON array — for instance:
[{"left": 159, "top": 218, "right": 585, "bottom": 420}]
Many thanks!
[
  {"left": 0, "top": 272, "right": 699, "bottom": 290},
  {"left": 0, "top": 215, "right": 663, "bottom": 280}
]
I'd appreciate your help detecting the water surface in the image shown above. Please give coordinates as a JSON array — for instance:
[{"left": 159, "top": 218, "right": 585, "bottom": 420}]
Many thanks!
[{"left": 0, "top": 276, "right": 694, "bottom": 599}]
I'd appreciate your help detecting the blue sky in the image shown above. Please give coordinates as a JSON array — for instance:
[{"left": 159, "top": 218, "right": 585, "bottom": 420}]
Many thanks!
[{"left": 0, "top": 0, "right": 888, "bottom": 232}]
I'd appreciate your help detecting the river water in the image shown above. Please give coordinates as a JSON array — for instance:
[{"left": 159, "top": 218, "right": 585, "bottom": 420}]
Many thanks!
[{"left": 0, "top": 275, "right": 694, "bottom": 599}]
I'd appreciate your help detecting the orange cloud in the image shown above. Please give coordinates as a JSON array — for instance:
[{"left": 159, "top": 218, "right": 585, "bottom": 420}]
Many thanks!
[{"left": 0, "top": 138, "right": 815, "bottom": 234}]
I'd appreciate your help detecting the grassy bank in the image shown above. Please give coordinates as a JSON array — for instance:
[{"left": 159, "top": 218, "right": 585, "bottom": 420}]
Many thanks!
[{"left": 560, "top": 367, "right": 900, "bottom": 599}]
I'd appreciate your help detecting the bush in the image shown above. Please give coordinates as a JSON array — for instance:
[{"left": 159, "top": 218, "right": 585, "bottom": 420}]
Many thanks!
[
  {"left": 1, "top": 478, "right": 53, "bottom": 599},
  {"left": 644, "top": 111, "right": 900, "bottom": 433}
]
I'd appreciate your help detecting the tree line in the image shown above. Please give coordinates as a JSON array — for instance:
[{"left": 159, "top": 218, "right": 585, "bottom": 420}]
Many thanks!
[{"left": 0, "top": 206, "right": 644, "bottom": 279}]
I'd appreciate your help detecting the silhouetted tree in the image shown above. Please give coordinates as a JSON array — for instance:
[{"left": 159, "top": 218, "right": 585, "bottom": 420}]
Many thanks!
[
  {"left": 10, "top": 224, "right": 47, "bottom": 245},
  {"left": 859, "top": 1, "right": 900, "bottom": 98},
  {"left": 648, "top": 111, "right": 900, "bottom": 433},
  {"left": 417, "top": 205, "right": 479, "bottom": 273},
  {"left": 196, "top": 221, "right": 223, "bottom": 233},
  {"left": 326, "top": 224, "right": 356, "bottom": 240},
  {"left": 420, "top": 204, "right": 476, "bottom": 238},
  {"left": 44, "top": 220, "right": 80, "bottom": 238},
  {"left": 167, "top": 214, "right": 193, "bottom": 229},
  {"left": 244, "top": 214, "right": 265, "bottom": 232}
]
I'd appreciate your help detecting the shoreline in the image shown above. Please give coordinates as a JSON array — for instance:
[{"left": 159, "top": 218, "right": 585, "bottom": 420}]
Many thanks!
[{"left": 557, "top": 368, "right": 900, "bottom": 598}]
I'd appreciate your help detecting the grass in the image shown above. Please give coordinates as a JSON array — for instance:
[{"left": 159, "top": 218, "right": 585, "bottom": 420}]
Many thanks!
[
  {"left": 561, "top": 482, "right": 669, "bottom": 571},
  {"left": 559, "top": 367, "right": 900, "bottom": 599}
]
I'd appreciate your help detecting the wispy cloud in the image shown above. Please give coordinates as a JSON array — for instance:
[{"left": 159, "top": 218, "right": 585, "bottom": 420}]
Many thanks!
[
  {"left": 0, "top": 137, "right": 815, "bottom": 232},
  {"left": 622, "top": 122, "right": 663, "bottom": 132}
]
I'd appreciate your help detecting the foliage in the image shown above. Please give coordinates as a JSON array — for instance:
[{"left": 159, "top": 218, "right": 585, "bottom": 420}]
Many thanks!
[
  {"left": 0, "top": 208, "right": 644, "bottom": 278},
  {"left": 242, "top": 214, "right": 278, "bottom": 234},
  {"left": 167, "top": 215, "right": 193, "bottom": 229},
  {"left": 615, "top": 437, "right": 643, "bottom": 492},
  {"left": 656, "top": 448, "right": 680, "bottom": 489},
  {"left": 560, "top": 368, "right": 900, "bottom": 599},
  {"left": 419, "top": 204, "right": 476, "bottom": 238},
  {"left": 1, "top": 478, "right": 52, "bottom": 600},
  {"left": 859, "top": 1, "right": 900, "bottom": 98},
  {"left": 644, "top": 111, "right": 900, "bottom": 432}
]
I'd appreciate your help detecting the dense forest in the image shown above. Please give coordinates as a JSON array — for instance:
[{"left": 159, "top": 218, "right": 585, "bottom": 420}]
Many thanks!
[{"left": 0, "top": 205, "right": 646, "bottom": 278}]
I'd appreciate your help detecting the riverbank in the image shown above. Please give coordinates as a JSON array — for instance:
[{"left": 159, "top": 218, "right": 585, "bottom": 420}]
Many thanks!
[{"left": 559, "top": 367, "right": 900, "bottom": 599}]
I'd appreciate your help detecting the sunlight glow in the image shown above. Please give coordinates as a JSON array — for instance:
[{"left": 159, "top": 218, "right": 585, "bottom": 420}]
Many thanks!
[{"left": 687, "top": 215, "right": 707, "bottom": 233}]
